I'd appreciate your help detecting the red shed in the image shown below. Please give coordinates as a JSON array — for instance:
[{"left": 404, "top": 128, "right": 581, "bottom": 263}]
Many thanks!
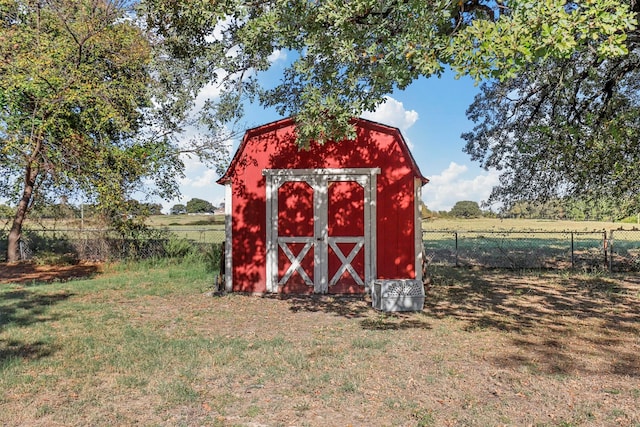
[{"left": 217, "top": 117, "right": 428, "bottom": 296}]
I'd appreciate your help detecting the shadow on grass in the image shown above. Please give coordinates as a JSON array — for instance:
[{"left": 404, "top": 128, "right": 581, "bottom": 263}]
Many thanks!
[
  {"left": 0, "top": 262, "right": 101, "bottom": 285},
  {"left": 254, "top": 293, "right": 433, "bottom": 330},
  {"left": 0, "top": 288, "right": 72, "bottom": 366},
  {"left": 263, "top": 294, "right": 371, "bottom": 318},
  {"left": 0, "top": 339, "right": 58, "bottom": 370},
  {"left": 425, "top": 266, "right": 640, "bottom": 377},
  {"left": 360, "top": 315, "right": 431, "bottom": 331}
]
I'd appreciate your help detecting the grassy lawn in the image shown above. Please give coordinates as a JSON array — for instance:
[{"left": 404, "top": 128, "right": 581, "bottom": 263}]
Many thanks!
[{"left": 1, "top": 259, "right": 639, "bottom": 426}]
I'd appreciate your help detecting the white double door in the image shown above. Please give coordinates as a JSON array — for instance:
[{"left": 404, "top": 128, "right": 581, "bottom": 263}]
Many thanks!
[{"left": 265, "top": 169, "right": 378, "bottom": 293}]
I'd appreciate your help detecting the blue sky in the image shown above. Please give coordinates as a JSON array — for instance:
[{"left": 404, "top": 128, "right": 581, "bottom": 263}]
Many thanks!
[{"left": 168, "top": 56, "right": 499, "bottom": 213}]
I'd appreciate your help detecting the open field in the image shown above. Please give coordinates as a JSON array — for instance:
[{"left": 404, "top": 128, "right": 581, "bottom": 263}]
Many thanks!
[
  {"left": 146, "top": 214, "right": 225, "bottom": 228},
  {"left": 422, "top": 217, "right": 640, "bottom": 232},
  {"left": 421, "top": 218, "right": 640, "bottom": 271},
  {"left": 1, "top": 259, "right": 639, "bottom": 426},
  {"left": 150, "top": 215, "right": 640, "bottom": 233},
  {"left": 3, "top": 215, "right": 638, "bottom": 232},
  {"left": 2, "top": 216, "right": 639, "bottom": 268}
]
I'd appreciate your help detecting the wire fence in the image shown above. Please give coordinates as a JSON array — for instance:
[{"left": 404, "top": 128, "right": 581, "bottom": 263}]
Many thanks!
[
  {"left": 2, "top": 226, "right": 639, "bottom": 272},
  {"left": 0, "top": 227, "right": 226, "bottom": 262},
  {"left": 608, "top": 229, "right": 640, "bottom": 272},
  {"left": 423, "top": 229, "right": 640, "bottom": 272}
]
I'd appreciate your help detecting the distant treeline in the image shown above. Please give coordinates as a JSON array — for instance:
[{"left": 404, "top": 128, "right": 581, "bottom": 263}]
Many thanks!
[
  {"left": 0, "top": 197, "right": 225, "bottom": 221},
  {"left": 423, "top": 198, "right": 639, "bottom": 223},
  {"left": 0, "top": 200, "right": 164, "bottom": 220},
  {"left": 2, "top": 197, "right": 637, "bottom": 223}
]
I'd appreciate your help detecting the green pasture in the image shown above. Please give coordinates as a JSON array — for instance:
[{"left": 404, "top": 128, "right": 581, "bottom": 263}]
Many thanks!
[
  {"left": 423, "top": 231, "right": 607, "bottom": 269},
  {"left": 422, "top": 217, "right": 640, "bottom": 232},
  {"left": 146, "top": 213, "right": 225, "bottom": 228},
  {"left": 3, "top": 216, "right": 639, "bottom": 269}
]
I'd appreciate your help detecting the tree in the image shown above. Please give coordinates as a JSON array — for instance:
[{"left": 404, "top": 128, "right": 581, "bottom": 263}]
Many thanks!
[
  {"left": 463, "top": 1, "right": 640, "bottom": 212},
  {"left": 419, "top": 201, "right": 431, "bottom": 220},
  {"left": 124, "top": 200, "right": 163, "bottom": 217},
  {"left": 0, "top": 0, "right": 164, "bottom": 260},
  {"left": 0, "top": 0, "right": 234, "bottom": 262},
  {"left": 142, "top": 0, "right": 635, "bottom": 146},
  {"left": 31, "top": 203, "right": 78, "bottom": 220},
  {"left": 2, "top": 1, "right": 635, "bottom": 262},
  {"left": 170, "top": 204, "right": 186, "bottom": 215},
  {"left": 0, "top": 204, "right": 14, "bottom": 219},
  {"left": 146, "top": 203, "right": 163, "bottom": 216},
  {"left": 450, "top": 201, "right": 483, "bottom": 218},
  {"left": 185, "top": 198, "right": 214, "bottom": 214}
]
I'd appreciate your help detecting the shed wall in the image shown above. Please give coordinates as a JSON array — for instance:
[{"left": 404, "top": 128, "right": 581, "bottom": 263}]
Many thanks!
[{"left": 227, "top": 120, "right": 420, "bottom": 293}]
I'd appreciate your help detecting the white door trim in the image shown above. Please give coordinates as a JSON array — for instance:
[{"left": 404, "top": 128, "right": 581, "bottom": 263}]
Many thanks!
[
  {"left": 224, "top": 183, "right": 233, "bottom": 292},
  {"left": 264, "top": 168, "right": 379, "bottom": 293}
]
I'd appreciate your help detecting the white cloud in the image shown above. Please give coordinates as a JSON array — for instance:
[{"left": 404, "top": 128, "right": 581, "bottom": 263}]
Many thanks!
[
  {"left": 361, "top": 96, "right": 419, "bottom": 132},
  {"left": 190, "top": 169, "right": 221, "bottom": 188},
  {"left": 423, "top": 162, "right": 500, "bottom": 212},
  {"left": 193, "top": 82, "right": 224, "bottom": 110},
  {"left": 268, "top": 49, "right": 287, "bottom": 63}
]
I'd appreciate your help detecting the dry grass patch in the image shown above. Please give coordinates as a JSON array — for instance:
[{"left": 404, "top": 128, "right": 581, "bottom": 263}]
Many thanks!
[{"left": 1, "top": 261, "right": 639, "bottom": 426}]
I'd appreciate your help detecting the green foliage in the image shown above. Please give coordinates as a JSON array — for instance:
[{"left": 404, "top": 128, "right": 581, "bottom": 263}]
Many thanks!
[
  {"left": 450, "top": 201, "right": 482, "bottom": 218},
  {"left": 181, "top": 217, "right": 224, "bottom": 226},
  {"left": 162, "top": 236, "right": 193, "bottom": 259},
  {"left": 33, "top": 252, "right": 79, "bottom": 267},
  {"left": 20, "top": 231, "right": 77, "bottom": 261},
  {"left": 146, "top": 0, "right": 635, "bottom": 146},
  {"left": 0, "top": 0, "right": 235, "bottom": 261},
  {"left": 138, "top": 0, "right": 638, "bottom": 213},
  {"left": 2, "top": 0, "right": 635, "bottom": 261},
  {"left": 121, "top": 200, "right": 164, "bottom": 217},
  {"left": 450, "top": 0, "right": 636, "bottom": 81},
  {"left": 170, "top": 204, "right": 187, "bottom": 215},
  {"left": 185, "top": 198, "right": 214, "bottom": 214},
  {"left": 0, "top": 0, "right": 179, "bottom": 260},
  {"left": 141, "top": 0, "right": 636, "bottom": 146},
  {"left": 0, "top": 204, "right": 14, "bottom": 219},
  {"left": 464, "top": 2, "right": 640, "bottom": 208},
  {"left": 30, "top": 203, "right": 79, "bottom": 220},
  {"left": 504, "top": 197, "right": 632, "bottom": 222},
  {"left": 203, "top": 243, "right": 223, "bottom": 273},
  {"left": 619, "top": 215, "right": 640, "bottom": 224},
  {"left": 107, "top": 223, "right": 170, "bottom": 260},
  {"left": 0, "top": 0, "right": 169, "bottom": 200}
]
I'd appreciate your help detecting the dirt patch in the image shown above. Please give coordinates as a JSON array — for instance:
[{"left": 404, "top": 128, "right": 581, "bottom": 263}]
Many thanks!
[{"left": 0, "top": 262, "right": 103, "bottom": 284}]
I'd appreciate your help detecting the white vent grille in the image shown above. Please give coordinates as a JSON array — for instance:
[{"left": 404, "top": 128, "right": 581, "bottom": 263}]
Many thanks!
[
  {"left": 372, "top": 279, "right": 425, "bottom": 312},
  {"left": 382, "top": 281, "right": 424, "bottom": 297}
]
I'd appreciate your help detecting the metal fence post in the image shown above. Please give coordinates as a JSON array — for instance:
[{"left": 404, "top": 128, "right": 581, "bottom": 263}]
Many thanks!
[
  {"left": 609, "top": 230, "right": 614, "bottom": 273},
  {"left": 570, "top": 232, "right": 574, "bottom": 270},
  {"left": 454, "top": 231, "right": 459, "bottom": 267},
  {"left": 602, "top": 230, "right": 607, "bottom": 270}
]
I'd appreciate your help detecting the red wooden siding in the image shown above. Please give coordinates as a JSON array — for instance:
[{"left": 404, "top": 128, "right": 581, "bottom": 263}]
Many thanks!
[
  {"left": 277, "top": 181, "right": 315, "bottom": 294},
  {"left": 218, "top": 117, "right": 427, "bottom": 294},
  {"left": 327, "top": 181, "right": 365, "bottom": 294}
]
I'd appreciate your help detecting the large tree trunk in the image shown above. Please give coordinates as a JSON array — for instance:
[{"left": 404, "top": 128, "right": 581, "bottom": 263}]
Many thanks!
[{"left": 7, "top": 164, "right": 38, "bottom": 263}]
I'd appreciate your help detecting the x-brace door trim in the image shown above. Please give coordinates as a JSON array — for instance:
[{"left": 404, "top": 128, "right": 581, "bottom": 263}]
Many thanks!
[{"left": 264, "top": 168, "right": 379, "bottom": 293}]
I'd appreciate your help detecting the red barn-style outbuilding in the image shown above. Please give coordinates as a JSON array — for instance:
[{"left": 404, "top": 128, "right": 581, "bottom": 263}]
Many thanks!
[{"left": 217, "top": 117, "right": 428, "bottom": 297}]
